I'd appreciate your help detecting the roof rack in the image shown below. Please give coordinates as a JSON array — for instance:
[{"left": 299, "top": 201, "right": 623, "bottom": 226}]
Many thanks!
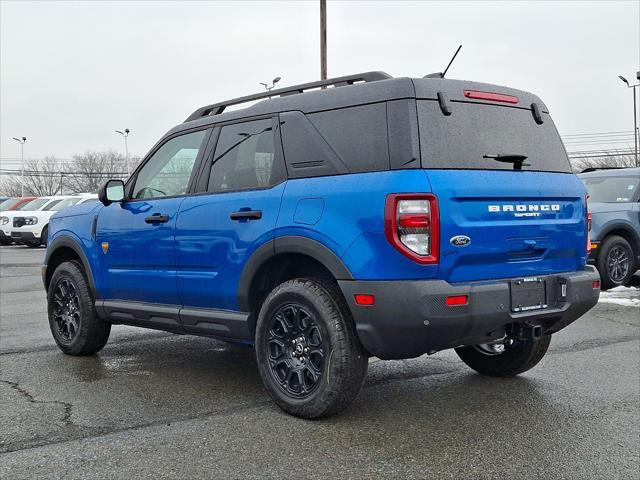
[
  {"left": 580, "top": 167, "right": 625, "bottom": 173},
  {"left": 184, "top": 71, "right": 392, "bottom": 123}
]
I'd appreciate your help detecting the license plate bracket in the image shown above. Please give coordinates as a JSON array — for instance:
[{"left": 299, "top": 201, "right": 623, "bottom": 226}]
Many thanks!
[{"left": 510, "top": 277, "right": 547, "bottom": 312}]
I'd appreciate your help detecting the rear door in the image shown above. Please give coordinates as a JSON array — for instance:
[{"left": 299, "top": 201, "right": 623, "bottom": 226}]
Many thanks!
[
  {"left": 416, "top": 98, "right": 587, "bottom": 283},
  {"left": 175, "top": 117, "right": 287, "bottom": 317}
]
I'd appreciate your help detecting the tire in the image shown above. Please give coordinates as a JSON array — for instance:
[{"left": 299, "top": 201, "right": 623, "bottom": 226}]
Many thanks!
[
  {"left": 47, "top": 260, "right": 111, "bottom": 355},
  {"left": 455, "top": 334, "right": 551, "bottom": 377},
  {"left": 596, "top": 235, "right": 635, "bottom": 290},
  {"left": 255, "top": 278, "right": 368, "bottom": 419},
  {"left": 41, "top": 225, "right": 49, "bottom": 247}
]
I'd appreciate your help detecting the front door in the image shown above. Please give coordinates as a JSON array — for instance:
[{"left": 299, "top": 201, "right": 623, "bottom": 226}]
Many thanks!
[{"left": 95, "top": 129, "right": 209, "bottom": 305}]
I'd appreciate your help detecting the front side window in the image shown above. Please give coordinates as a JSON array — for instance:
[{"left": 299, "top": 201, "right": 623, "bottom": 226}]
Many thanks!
[
  {"left": 132, "top": 130, "right": 207, "bottom": 199},
  {"left": 208, "top": 119, "right": 284, "bottom": 192}
]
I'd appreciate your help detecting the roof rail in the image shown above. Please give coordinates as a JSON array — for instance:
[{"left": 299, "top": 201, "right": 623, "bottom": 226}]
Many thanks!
[
  {"left": 580, "top": 167, "right": 625, "bottom": 173},
  {"left": 184, "top": 71, "right": 393, "bottom": 123}
]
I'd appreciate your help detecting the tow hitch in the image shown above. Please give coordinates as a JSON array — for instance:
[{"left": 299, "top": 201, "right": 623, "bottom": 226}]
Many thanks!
[{"left": 507, "top": 322, "right": 544, "bottom": 343}]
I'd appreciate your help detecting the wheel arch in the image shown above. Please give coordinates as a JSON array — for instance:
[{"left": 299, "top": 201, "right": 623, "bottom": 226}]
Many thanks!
[
  {"left": 45, "top": 236, "right": 97, "bottom": 296},
  {"left": 237, "top": 236, "right": 354, "bottom": 314},
  {"left": 597, "top": 224, "right": 640, "bottom": 259}
]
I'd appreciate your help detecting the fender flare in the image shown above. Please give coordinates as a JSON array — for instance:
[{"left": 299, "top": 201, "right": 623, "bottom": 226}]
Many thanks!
[
  {"left": 597, "top": 222, "right": 640, "bottom": 253},
  {"left": 237, "top": 235, "right": 353, "bottom": 312},
  {"left": 44, "top": 236, "right": 98, "bottom": 296}
]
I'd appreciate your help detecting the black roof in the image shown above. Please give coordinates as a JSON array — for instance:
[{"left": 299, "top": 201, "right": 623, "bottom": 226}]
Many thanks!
[{"left": 170, "top": 71, "right": 548, "bottom": 136}]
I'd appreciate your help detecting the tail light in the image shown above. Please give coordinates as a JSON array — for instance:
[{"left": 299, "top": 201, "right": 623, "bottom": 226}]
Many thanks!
[
  {"left": 385, "top": 194, "right": 439, "bottom": 264},
  {"left": 586, "top": 195, "right": 592, "bottom": 254}
]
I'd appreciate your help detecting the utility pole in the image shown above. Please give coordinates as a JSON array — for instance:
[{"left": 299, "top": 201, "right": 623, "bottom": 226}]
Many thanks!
[
  {"left": 12, "top": 136, "right": 27, "bottom": 196},
  {"left": 115, "top": 129, "right": 131, "bottom": 175},
  {"left": 320, "top": 0, "right": 327, "bottom": 80},
  {"left": 618, "top": 73, "right": 639, "bottom": 167}
]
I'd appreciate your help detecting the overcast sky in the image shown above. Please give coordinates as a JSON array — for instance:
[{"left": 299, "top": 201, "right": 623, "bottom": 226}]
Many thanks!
[{"left": 1, "top": 0, "right": 638, "bottom": 165}]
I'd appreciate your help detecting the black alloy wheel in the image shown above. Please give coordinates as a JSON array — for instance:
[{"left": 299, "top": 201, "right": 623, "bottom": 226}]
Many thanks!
[
  {"left": 51, "top": 278, "right": 81, "bottom": 343},
  {"left": 266, "top": 304, "right": 326, "bottom": 398}
]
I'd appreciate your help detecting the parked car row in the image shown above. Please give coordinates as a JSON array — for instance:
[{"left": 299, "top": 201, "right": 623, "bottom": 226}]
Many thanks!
[{"left": 0, "top": 194, "right": 98, "bottom": 247}]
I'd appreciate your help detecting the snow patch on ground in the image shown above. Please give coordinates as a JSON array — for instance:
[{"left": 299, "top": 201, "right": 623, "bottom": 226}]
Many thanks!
[{"left": 599, "top": 285, "right": 640, "bottom": 308}]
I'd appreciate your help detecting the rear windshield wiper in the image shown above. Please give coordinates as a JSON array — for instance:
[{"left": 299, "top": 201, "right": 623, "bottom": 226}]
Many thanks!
[{"left": 483, "top": 154, "right": 530, "bottom": 170}]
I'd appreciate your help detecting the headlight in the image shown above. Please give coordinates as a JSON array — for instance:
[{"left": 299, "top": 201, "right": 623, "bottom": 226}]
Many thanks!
[
  {"left": 24, "top": 217, "right": 38, "bottom": 225},
  {"left": 0, "top": 216, "right": 8, "bottom": 225}
]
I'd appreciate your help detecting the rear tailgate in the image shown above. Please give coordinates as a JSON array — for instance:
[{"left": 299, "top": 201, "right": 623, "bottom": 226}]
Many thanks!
[
  {"left": 425, "top": 170, "right": 587, "bottom": 282},
  {"left": 414, "top": 80, "right": 587, "bottom": 282}
]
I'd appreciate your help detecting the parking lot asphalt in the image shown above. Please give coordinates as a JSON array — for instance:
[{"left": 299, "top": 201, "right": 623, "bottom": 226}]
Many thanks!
[{"left": 0, "top": 245, "right": 638, "bottom": 479}]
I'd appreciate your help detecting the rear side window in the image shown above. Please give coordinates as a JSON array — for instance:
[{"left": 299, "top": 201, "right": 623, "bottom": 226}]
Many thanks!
[
  {"left": 44, "top": 198, "right": 81, "bottom": 211},
  {"left": 307, "top": 103, "right": 389, "bottom": 173},
  {"left": 208, "top": 119, "right": 285, "bottom": 192},
  {"left": 417, "top": 100, "right": 572, "bottom": 173},
  {"left": 582, "top": 176, "right": 640, "bottom": 203}
]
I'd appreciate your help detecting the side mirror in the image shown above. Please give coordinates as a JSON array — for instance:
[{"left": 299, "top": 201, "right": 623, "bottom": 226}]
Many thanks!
[{"left": 98, "top": 179, "right": 125, "bottom": 206}]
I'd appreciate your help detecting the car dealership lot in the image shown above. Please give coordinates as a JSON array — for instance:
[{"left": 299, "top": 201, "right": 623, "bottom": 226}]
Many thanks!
[{"left": 0, "top": 245, "right": 638, "bottom": 479}]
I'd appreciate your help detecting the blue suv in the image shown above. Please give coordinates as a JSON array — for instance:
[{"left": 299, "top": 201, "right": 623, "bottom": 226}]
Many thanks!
[{"left": 44, "top": 72, "right": 600, "bottom": 418}]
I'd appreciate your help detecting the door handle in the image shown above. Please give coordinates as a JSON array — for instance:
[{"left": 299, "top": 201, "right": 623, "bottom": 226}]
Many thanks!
[
  {"left": 230, "top": 210, "right": 262, "bottom": 221},
  {"left": 144, "top": 214, "right": 169, "bottom": 224}
]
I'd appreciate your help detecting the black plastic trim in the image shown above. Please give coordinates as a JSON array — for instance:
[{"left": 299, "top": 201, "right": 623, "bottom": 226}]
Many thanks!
[
  {"left": 44, "top": 236, "right": 97, "bottom": 296},
  {"left": 236, "top": 236, "right": 353, "bottom": 312}
]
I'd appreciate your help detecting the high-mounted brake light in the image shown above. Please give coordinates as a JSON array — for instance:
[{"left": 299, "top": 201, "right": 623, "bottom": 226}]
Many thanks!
[
  {"left": 385, "top": 194, "right": 439, "bottom": 264},
  {"left": 463, "top": 90, "right": 519, "bottom": 104}
]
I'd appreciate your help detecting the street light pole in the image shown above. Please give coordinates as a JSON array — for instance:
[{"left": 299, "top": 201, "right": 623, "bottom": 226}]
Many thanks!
[
  {"left": 618, "top": 74, "right": 639, "bottom": 167},
  {"left": 115, "top": 129, "right": 131, "bottom": 175},
  {"left": 12, "top": 136, "right": 27, "bottom": 196},
  {"left": 320, "top": 0, "right": 327, "bottom": 80}
]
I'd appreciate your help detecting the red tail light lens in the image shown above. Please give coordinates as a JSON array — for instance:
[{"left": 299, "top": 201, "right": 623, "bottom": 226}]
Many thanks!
[
  {"left": 463, "top": 90, "right": 519, "bottom": 104},
  {"left": 354, "top": 294, "right": 375, "bottom": 306},
  {"left": 385, "top": 194, "right": 439, "bottom": 264}
]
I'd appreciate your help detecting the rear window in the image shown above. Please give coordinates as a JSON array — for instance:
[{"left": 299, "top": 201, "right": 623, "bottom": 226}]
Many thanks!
[
  {"left": 417, "top": 100, "right": 572, "bottom": 173},
  {"left": 582, "top": 175, "right": 640, "bottom": 203}
]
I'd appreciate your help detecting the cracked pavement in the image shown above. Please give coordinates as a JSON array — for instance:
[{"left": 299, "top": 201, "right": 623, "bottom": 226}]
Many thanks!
[{"left": 0, "top": 246, "right": 638, "bottom": 479}]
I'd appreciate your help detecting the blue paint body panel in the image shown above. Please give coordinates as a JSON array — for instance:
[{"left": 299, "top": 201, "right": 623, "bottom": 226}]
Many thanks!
[
  {"left": 46, "top": 169, "right": 588, "bottom": 310},
  {"left": 175, "top": 183, "right": 286, "bottom": 310},
  {"left": 94, "top": 198, "right": 184, "bottom": 304}
]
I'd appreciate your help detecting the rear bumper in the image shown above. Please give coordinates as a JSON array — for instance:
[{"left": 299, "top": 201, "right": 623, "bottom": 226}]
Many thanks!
[{"left": 339, "top": 266, "right": 600, "bottom": 360}]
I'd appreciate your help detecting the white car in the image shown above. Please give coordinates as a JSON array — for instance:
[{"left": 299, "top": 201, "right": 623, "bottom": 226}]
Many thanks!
[
  {"left": 4, "top": 195, "right": 98, "bottom": 247},
  {"left": 0, "top": 197, "right": 60, "bottom": 245}
]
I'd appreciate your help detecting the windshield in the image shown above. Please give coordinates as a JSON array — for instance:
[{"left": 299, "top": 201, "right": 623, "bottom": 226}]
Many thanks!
[
  {"left": 0, "top": 198, "right": 18, "bottom": 211},
  {"left": 417, "top": 100, "right": 572, "bottom": 173},
  {"left": 16, "top": 198, "right": 49, "bottom": 211},
  {"left": 582, "top": 175, "right": 640, "bottom": 203},
  {"left": 43, "top": 198, "right": 81, "bottom": 211}
]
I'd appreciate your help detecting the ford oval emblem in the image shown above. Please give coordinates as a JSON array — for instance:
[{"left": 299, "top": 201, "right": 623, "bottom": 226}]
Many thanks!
[{"left": 450, "top": 235, "right": 471, "bottom": 247}]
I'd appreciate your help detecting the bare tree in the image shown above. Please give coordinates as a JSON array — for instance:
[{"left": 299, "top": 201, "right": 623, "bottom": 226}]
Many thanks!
[
  {"left": 570, "top": 151, "right": 637, "bottom": 172},
  {"left": 0, "top": 157, "right": 64, "bottom": 196},
  {"left": 63, "top": 150, "right": 139, "bottom": 193}
]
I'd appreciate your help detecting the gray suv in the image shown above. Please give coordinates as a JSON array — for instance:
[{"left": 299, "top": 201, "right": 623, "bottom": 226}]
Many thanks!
[{"left": 579, "top": 167, "right": 640, "bottom": 289}]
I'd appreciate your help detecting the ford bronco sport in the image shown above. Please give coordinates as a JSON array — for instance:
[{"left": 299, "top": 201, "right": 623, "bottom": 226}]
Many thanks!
[{"left": 44, "top": 72, "right": 600, "bottom": 418}]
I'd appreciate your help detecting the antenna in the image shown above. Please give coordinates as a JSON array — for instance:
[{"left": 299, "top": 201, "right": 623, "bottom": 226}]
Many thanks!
[
  {"left": 423, "top": 45, "right": 462, "bottom": 79},
  {"left": 441, "top": 45, "right": 462, "bottom": 78}
]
